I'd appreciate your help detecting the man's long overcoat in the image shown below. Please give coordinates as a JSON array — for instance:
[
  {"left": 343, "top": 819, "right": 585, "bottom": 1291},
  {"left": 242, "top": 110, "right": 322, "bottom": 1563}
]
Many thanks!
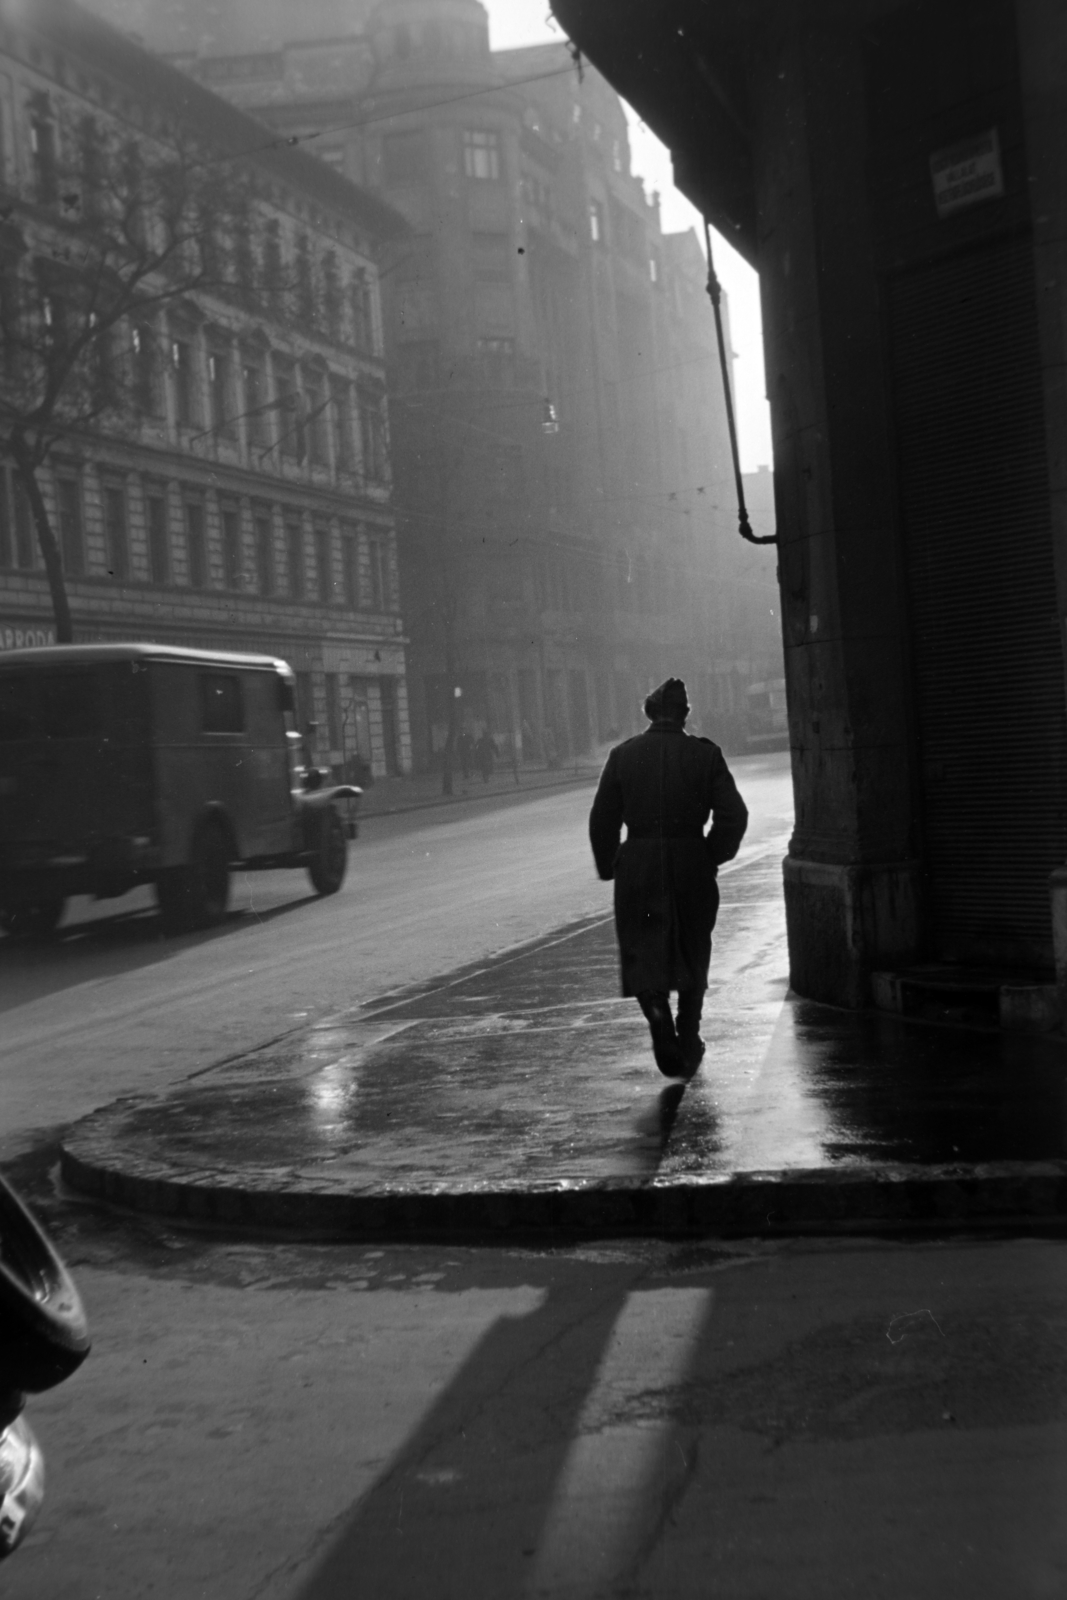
[{"left": 589, "top": 722, "right": 748, "bottom": 996}]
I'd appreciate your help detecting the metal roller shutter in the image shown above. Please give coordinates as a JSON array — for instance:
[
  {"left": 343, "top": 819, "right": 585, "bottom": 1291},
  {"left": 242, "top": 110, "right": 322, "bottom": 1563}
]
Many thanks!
[{"left": 888, "top": 234, "right": 1067, "bottom": 967}]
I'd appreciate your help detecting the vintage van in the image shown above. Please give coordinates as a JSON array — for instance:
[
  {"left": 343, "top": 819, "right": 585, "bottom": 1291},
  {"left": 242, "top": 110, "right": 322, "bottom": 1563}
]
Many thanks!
[{"left": 0, "top": 643, "right": 360, "bottom": 935}]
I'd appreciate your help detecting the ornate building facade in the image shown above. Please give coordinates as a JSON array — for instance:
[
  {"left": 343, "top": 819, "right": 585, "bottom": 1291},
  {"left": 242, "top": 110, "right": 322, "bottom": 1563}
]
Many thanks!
[{"left": 0, "top": 0, "right": 412, "bottom": 780}]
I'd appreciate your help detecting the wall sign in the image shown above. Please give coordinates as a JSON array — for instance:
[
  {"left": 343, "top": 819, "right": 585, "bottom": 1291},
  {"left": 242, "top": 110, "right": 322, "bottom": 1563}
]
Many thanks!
[
  {"left": 930, "top": 130, "right": 1004, "bottom": 217},
  {"left": 0, "top": 622, "right": 56, "bottom": 651}
]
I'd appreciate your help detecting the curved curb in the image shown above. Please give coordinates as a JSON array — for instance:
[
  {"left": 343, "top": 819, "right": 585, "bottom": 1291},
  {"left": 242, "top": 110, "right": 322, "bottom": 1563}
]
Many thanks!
[{"left": 59, "top": 1129, "right": 1067, "bottom": 1240}]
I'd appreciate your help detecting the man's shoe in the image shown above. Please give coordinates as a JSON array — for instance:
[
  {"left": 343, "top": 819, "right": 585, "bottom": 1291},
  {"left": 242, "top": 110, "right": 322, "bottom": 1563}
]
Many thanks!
[
  {"left": 640, "top": 995, "right": 687, "bottom": 1078},
  {"left": 678, "top": 1034, "right": 705, "bottom": 1074}
]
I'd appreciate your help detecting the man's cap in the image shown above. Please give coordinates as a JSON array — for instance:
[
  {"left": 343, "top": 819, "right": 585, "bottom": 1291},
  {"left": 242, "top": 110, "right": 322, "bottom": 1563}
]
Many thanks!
[{"left": 644, "top": 677, "right": 690, "bottom": 721}]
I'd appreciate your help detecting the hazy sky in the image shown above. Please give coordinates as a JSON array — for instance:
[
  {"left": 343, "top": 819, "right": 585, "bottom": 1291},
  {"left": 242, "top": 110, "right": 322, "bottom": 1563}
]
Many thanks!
[{"left": 483, "top": 0, "right": 773, "bottom": 474}]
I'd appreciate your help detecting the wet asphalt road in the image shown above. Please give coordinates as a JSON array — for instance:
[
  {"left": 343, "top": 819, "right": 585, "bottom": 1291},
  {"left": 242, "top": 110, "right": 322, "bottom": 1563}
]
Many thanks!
[{"left": 0, "top": 752, "right": 794, "bottom": 1159}]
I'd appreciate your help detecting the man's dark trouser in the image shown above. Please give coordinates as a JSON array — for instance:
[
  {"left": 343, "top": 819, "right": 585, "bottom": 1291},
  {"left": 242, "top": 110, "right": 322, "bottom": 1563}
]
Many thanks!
[{"left": 637, "top": 989, "right": 704, "bottom": 1037}]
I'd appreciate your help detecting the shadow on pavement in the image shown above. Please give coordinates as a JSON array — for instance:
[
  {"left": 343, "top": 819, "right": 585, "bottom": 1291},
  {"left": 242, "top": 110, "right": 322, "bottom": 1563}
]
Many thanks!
[
  {"left": 287, "top": 1229, "right": 1064, "bottom": 1600},
  {"left": 290, "top": 1263, "right": 678, "bottom": 1600}
]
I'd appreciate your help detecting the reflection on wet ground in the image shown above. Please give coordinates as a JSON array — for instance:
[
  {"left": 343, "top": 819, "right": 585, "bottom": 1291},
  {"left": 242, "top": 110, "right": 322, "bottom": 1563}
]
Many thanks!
[{"left": 61, "top": 852, "right": 1067, "bottom": 1205}]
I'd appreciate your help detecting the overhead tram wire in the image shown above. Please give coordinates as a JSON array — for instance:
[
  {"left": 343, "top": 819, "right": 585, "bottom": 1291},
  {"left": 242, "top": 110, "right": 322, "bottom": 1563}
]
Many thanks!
[{"left": 196, "top": 62, "right": 582, "bottom": 175}]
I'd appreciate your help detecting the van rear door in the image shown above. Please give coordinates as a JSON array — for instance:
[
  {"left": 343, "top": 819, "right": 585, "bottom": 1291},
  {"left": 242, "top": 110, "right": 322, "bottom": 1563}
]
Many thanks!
[{"left": 0, "top": 663, "right": 153, "bottom": 865}]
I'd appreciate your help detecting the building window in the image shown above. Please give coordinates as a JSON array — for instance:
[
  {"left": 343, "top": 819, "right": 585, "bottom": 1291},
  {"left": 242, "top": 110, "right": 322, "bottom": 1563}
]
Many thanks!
[
  {"left": 262, "top": 220, "right": 285, "bottom": 316},
  {"left": 103, "top": 483, "right": 128, "bottom": 581},
  {"left": 243, "top": 360, "right": 269, "bottom": 450},
  {"left": 186, "top": 501, "right": 206, "bottom": 589},
  {"left": 350, "top": 271, "right": 373, "bottom": 352},
  {"left": 367, "top": 534, "right": 386, "bottom": 612},
  {"left": 612, "top": 137, "right": 623, "bottom": 173},
  {"left": 221, "top": 505, "right": 241, "bottom": 590},
  {"left": 321, "top": 250, "right": 342, "bottom": 338},
  {"left": 56, "top": 476, "right": 83, "bottom": 576},
  {"left": 233, "top": 212, "right": 256, "bottom": 309},
  {"left": 304, "top": 375, "right": 329, "bottom": 466},
  {"left": 331, "top": 380, "right": 354, "bottom": 469},
  {"left": 294, "top": 233, "right": 316, "bottom": 327},
  {"left": 172, "top": 338, "right": 197, "bottom": 427},
  {"left": 208, "top": 349, "right": 235, "bottom": 439},
  {"left": 649, "top": 255, "right": 659, "bottom": 284},
  {"left": 359, "top": 394, "right": 387, "bottom": 482},
  {"left": 0, "top": 471, "right": 13, "bottom": 568},
  {"left": 255, "top": 510, "right": 274, "bottom": 595},
  {"left": 29, "top": 97, "right": 58, "bottom": 204},
  {"left": 462, "top": 129, "right": 500, "bottom": 181},
  {"left": 314, "top": 524, "right": 331, "bottom": 604},
  {"left": 589, "top": 200, "right": 603, "bottom": 244},
  {"left": 146, "top": 491, "right": 168, "bottom": 584},
  {"left": 341, "top": 527, "right": 358, "bottom": 609},
  {"left": 11, "top": 475, "right": 33, "bottom": 569},
  {"left": 198, "top": 204, "right": 225, "bottom": 284},
  {"left": 383, "top": 130, "right": 427, "bottom": 184},
  {"left": 285, "top": 518, "right": 304, "bottom": 599},
  {"left": 132, "top": 324, "right": 160, "bottom": 415},
  {"left": 274, "top": 363, "right": 300, "bottom": 459}
]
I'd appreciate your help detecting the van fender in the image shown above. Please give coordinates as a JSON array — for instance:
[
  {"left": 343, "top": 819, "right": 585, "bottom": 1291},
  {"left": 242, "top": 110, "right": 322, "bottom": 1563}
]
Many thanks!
[
  {"left": 297, "top": 784, "right": 362, "bottom": 810},
  {"left": 295, "top": 786, "right": 361, "bottom": 850}
]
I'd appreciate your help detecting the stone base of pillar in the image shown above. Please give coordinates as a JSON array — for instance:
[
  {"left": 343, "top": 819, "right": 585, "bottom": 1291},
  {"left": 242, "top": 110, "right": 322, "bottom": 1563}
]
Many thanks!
[{"left": 783, "top": 855, "right": 923, "bottom": 1009}]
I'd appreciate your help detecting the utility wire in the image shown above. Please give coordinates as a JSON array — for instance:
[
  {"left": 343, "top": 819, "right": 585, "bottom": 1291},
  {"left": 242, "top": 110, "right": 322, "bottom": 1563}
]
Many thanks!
[{"left": 221, "top": 63, "right": 581, "bottom": 169}]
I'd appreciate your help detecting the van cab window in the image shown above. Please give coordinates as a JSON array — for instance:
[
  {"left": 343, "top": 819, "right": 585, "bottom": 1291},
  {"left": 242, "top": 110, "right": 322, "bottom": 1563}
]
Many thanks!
[{"left": 200, "top": 673, "right": 244, "bottom": 733}]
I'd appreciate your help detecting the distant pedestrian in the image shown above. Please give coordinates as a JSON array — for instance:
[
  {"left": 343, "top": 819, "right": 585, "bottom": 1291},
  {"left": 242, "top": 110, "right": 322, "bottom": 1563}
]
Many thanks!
[
  {"left": 457, "top": 729, "right": 474, "bottom": 781},
  {"left": 589, "top": 677, "right": 748, "bottom": 1077},
  {"left": 476, "top": 728, "right": 496, "bottom": 782}
]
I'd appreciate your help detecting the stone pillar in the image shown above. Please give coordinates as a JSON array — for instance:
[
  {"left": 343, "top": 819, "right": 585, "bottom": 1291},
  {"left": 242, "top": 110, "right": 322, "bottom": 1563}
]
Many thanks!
[
  {"left": 754, "top": 9, "right": 922, "bottom": 1005},
  {"left": 1019, "top": 0, "right": 1067, "bottom": 727}
]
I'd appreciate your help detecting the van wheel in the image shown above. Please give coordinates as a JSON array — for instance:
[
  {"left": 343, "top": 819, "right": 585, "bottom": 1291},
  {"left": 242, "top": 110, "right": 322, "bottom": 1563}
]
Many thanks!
[
  {"left": 157, "top": 820, "right": 231, "bottom": 933},
  {"left": 307, "top": 807, "right": 347, "bottom": 896},
  {"left": 0, "top": 1173, "right": 90, "bottom": 1397},
  {"left": 0, "top": 900, "right": 65, "bottom": 940}
]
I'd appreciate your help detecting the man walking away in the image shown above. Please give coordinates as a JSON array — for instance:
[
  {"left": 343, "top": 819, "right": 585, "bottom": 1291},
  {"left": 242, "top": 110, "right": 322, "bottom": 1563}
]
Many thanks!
[{"left": 589, "top": 677, "right": 748, "bottom": 1077}]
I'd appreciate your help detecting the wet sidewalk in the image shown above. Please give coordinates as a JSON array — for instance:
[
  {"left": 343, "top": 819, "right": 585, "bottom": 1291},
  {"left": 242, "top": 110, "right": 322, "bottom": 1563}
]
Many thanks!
[{"left": 62, "top": 844, "right": 1067, "bottom": 1237}]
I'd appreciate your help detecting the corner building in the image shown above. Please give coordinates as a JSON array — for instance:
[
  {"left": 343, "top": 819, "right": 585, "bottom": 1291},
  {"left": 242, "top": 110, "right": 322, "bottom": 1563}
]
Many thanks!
[
  {"left": 555, "top": 0, "right": 1067, "bottom": 1007},
  {"left": 0, "top": 0, "right": 413, "bottom": 781},
  {"left": 114, "top": 0, "right": 782, "bottom": 769}
]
